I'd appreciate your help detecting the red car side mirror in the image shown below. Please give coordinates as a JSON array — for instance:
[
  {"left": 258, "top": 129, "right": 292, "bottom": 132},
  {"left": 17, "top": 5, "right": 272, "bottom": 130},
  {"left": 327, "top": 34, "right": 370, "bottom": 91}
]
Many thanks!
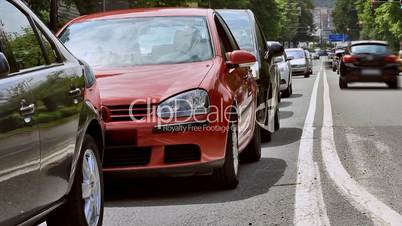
[{"left": 226, "top": 50, "right": 256, "bottom": 68}]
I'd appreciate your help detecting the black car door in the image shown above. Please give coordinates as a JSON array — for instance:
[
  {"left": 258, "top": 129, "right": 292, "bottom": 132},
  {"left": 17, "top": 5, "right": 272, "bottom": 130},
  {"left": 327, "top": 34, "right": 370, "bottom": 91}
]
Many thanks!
[
  {"left": 0, "top": 1, "right": 85, "bottom": 222},
  {"left": 0, "top": 1, "right": 42, "bottom": 224},
  {"left": 25, "top": 10, "right": 85, "bottom": 208},
  {"left": 215, "top": 14, "right": 254, "bottom": 147}
]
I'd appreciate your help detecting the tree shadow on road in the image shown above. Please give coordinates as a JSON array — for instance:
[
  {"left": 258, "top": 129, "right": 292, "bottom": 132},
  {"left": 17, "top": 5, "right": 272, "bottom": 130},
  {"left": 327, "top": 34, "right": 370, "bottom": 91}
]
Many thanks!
[
  {"left": 104, "top": 158, "right": 287, "bottom": 207},
  {"left": 287, "top": 93, "right": 303, "bottom": 99},
  {"left": 279, "top": 111, "right": 294, "bottom": 120},
  {"left": 279, "top": 101, "right": 292, "bottom": 108},
  {"left": 262, "top": 127, "right": 302, "bottom": 147}
]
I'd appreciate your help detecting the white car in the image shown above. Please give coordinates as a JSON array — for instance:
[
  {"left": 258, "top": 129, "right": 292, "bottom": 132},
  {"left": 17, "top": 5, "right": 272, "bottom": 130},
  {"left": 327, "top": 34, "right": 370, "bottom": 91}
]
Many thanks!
[
  {"left": 285, "top": 48, "right": 311, "bottom": 78},
  {"left": 304, "top": 50, "right": 313, "bottom": 75},
  {"left": 274, "top": 55, "right": 293, "bottom": 97}
]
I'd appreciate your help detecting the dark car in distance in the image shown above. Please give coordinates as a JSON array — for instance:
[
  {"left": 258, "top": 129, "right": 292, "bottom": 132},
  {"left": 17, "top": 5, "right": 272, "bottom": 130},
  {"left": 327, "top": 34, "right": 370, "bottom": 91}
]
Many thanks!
[
  {"left": 339, "top": 41, "right": 400, "bottom": 89},
  {"left": 0, "top": 1, "right": 104, "bottom": 225},
  {"left": 218, "top": 9, "right": 283, "bottom": 142}
]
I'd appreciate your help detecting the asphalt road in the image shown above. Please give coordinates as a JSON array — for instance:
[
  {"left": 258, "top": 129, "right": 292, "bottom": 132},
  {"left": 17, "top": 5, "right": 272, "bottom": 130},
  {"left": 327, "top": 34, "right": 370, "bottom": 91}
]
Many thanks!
[{"left": 102, "top": 59, "right": 402, "bottom": 226}]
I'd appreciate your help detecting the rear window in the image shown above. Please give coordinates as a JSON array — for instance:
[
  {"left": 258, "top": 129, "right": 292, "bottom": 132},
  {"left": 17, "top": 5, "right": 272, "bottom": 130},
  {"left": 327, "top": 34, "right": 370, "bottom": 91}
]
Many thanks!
[
  {"left": 285, "top": 50, "right": 305, "bottom": 59},
  {"left": 351, "top": 44, "right": 391, "bottom": 55},
  {"left": 59, "top": 16, "right": 213, "bottom": 67},
  {"left": 218, "top": 11, "right": 255, "bottom": 53}
]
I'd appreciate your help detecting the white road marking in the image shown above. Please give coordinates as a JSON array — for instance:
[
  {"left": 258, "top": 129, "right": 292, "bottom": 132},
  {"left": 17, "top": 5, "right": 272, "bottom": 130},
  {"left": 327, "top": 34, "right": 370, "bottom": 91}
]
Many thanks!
[
  {"left": 321, "top": 69, "right": 402, "bottom": 225},
  {"left": 294, "top": 68, "right": 330, "bottom": 226}
]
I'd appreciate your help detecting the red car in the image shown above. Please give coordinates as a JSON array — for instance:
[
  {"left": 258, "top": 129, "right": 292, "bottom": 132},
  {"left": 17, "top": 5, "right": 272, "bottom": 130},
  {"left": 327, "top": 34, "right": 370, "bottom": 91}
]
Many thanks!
[{"left": 59, "top": 8, "right": 271, "bottom": 188}]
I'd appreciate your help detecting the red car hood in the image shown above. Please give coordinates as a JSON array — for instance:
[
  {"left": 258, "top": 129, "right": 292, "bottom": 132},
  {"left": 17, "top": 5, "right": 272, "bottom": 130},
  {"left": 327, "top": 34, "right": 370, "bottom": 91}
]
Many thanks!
[{"left": 95, "top": 60, "right": 214, "bottom": 106}]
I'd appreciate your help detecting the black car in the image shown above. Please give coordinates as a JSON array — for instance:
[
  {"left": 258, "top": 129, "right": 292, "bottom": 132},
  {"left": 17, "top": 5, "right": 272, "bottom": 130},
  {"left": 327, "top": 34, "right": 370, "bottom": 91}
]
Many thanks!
[
  {"left": 218, "top": 9, "right": 283, "bottom": 142},
  {"left": 333, "top": 48, "right": 346, "bottom": 73},
  {"left": 0, "top": 1, "right": 104, "bottom": 225},
  {"left": 339, "top": 41, "right": 400, "bottom": 89}
]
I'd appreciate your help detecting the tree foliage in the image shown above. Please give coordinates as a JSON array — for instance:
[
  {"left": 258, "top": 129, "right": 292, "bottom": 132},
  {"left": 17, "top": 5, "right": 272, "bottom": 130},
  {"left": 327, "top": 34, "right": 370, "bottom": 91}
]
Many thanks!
[
  {"left": 28, "top": 0, "right": 316, "bottom": 42},
  {"left": 332, "top": 0, "right": 359, "bottom": 40},
  {"left": 334, "top": 0, "right": 401, "bottom": 52}
]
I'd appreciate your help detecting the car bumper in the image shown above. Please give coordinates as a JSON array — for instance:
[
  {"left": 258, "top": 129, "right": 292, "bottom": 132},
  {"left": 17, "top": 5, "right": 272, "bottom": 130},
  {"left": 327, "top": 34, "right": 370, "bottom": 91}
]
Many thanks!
[
  {"left": 102, "top": 119, "right": 228, "bottom": 175},
  {"left": 291, "top": 67, "right": 307, "bottom": 75},
  {"left": 341, "top": 66, "right": 399, "bottom": 83}
]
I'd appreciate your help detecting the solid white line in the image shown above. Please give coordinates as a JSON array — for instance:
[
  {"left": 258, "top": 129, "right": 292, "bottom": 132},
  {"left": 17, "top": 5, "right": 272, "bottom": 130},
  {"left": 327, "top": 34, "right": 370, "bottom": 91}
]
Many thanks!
[
  {"left": 321, "top": 69, "right": 402, "bottom": 225},
  {"left": 294, "top": 68, "right": 330, "bottom": 226}
]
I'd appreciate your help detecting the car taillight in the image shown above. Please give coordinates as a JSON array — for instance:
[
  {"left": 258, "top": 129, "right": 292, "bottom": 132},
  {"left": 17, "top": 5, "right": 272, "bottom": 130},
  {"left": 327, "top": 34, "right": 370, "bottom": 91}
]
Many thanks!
[
  {"left": 343, "top": 55, "right": 357, "bottom": 63},
  {"left": 384, "top": 55, "right": 398, "bottom": 63},
  {"left": 101, "top": 106, "right": 111, "bottom": 122}
]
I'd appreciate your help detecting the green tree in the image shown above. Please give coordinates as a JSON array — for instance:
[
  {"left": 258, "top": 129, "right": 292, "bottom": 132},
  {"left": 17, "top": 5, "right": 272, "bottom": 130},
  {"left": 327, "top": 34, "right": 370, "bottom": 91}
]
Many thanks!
[
  {"left": 293, "top": 0, "right": 315, "bottom": 43},
  {"left": 332, "top": 0, "right": 359, "bottom": 40},
  {"left": 249, "top": 0, "right": 281, "bottom": 39},
  {"left": 276, "top": 0, "right": 300, "bottom": 42},
  {"left": 373, "top": 3, "right": 402, "bottom": 51},
  {"left": 356, "top": 0, "right": 402, "bottom": 51}
]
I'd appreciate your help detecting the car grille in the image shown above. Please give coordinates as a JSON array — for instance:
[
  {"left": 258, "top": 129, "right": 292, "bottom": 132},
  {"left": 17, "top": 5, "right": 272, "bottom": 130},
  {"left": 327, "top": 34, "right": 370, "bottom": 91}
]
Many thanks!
[
  {"left": 164, "top": 144, "right": 201, "bottom": 164},
  {"left": 107, "top": 104, "right": 154, "bottom": 121},
  {"left": 103, "top": 146, "right": 152, "bottom": 168}
]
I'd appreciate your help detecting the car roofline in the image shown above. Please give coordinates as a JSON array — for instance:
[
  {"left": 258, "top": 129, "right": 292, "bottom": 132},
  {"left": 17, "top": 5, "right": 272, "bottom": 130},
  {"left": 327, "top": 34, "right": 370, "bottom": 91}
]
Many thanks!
[
  {"left": 351, "top": 40, "right": 388, "bottom": 46},
  {"left": 69, "top": 8, "right": 212, "bottom": 24}
]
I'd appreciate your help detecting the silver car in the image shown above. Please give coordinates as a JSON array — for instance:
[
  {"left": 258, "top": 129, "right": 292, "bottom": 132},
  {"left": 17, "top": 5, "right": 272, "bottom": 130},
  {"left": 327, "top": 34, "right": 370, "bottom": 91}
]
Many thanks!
[
  {"left": 274, "top": 55, "right": 293, "bottom": 97},
  {"left": 285, "top": 48, "right": 311, "bottom": 78},
  {"left": 304, "top": 50, "right": 313, "bottom": 75}
]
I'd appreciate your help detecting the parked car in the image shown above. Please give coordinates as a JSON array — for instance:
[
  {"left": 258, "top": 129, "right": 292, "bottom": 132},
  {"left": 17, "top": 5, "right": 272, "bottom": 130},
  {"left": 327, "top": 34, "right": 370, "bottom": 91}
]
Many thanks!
[
  {"left": 304, "top": 50, "right": 313, "bottom": 75},
  {"left": 333, "top": 49, "right": 346, "bottom": 73},
  {"left": 339, "top": 40, "right": 400, "bottom": 89},
  {"left": 285, "top": 48, "right": 311, "bottom": 78},
  {"left": 274, "top": 54, "right": 293, "bottom": 98},
  {"left": 58, "top": 8, "right": 278, "bottom": 189},
  {"left": 0, "top": 0, "right": 105, "bottom": 225},
  {"left": 317, "top": 49, "right": 328, "bottom": 57},
  {"left": 218, "top": 10, "right": 282, "bottom": 142},
  {"left": 312, "top": 52, "right": 319, "bottom": 60}
]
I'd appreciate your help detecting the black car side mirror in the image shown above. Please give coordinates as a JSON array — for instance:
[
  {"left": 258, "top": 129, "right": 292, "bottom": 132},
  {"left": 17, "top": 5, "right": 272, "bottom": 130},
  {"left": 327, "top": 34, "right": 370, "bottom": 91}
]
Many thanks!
[
  {"left": 268, "top": 42, "right": 284, "bottom": 57},
  {"left": 0, "top": 52, "right": 10, "bottom": 77}
]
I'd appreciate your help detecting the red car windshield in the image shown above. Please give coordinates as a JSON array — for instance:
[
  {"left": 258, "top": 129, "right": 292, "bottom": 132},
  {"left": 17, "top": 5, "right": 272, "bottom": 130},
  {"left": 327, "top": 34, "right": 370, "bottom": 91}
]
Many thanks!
[{"left": 59, "top": 16, "right": 213, "bottom": 67}]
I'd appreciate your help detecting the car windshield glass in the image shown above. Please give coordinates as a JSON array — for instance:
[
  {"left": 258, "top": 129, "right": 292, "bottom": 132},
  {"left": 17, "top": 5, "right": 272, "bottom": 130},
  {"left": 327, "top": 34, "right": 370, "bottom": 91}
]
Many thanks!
[
  {"left": 285, "top": 50, "right": 305, "bottom": 59},
  {"left": 218, "top": 11, "right": 255, "bottom": 53},
  {"left": 59, "top": 17, "right": 213, "bottom": 67},
  {"left": 351, "top": 44, "right": 390, "bottom": 55}
]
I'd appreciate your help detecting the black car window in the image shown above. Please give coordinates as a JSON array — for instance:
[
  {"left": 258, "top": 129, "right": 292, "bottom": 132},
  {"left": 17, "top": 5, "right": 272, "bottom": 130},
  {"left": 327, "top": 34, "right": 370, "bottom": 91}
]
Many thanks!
[
  {"left": 351, "top": 44, "right": 391, "bottom": 55},
  {"left": 214, "top": 15, "right": 234, "bottom": 57},
  {"left": 256, "top": 23, "right": 267, "bottom": 54},
  {"left": 218, "top": 11, "right": 255, "bottom": 53},
  {"left": 0, "top": 1, "right": 46, "bottom": 72},
  {"left": 215, "top": 15, "right": 239, "bottom": 53},
  {"left": 35, "top": 24, "right": 59, "bottom": 64}
]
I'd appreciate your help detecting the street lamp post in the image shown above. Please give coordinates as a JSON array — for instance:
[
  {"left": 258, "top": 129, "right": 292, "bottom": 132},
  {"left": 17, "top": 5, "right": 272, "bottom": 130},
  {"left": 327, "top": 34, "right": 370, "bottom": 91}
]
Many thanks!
[{"left": 319, "top": 8, "right": 322, "bottom": 48}]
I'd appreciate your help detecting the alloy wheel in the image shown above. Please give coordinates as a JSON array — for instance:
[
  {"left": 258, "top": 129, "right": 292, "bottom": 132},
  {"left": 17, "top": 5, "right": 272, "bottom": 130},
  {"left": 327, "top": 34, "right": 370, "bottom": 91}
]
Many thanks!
[
  {"left": 82, "top": 149, "right": 101, "bottom": 226},
  {"left": 231, "top": 123, "right": 239, "bottom": 175}
]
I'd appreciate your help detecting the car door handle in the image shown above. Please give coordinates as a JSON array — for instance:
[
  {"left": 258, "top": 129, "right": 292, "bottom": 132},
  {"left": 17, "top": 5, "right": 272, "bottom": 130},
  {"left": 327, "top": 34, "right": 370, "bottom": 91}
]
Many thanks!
[
  {"left": 68, "top": 88, "right": 81, "bottom": 97},
  {"left": 20, "top": 103, "right": 35, "bottom": 116}
]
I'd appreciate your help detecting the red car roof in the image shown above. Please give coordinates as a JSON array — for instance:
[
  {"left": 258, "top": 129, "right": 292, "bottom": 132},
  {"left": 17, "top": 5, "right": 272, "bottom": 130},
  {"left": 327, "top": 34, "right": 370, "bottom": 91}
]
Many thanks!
[{"left": 71, "top": 8, "right": 212, "bottom": 24}]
